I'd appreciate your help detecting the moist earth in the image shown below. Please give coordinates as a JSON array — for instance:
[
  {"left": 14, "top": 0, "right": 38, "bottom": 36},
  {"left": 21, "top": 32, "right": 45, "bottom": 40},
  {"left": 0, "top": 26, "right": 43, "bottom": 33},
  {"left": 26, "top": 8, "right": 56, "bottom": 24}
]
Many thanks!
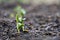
[{"left": 0, "top": 4, "right": 60, "bottom": 40}]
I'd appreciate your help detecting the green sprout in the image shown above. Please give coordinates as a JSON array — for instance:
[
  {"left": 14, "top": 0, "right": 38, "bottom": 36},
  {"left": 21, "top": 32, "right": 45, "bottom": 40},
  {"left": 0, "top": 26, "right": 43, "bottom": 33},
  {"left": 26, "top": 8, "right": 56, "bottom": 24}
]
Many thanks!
[{"left": 14, "top": 6, "right": 26, "bottom": 33}]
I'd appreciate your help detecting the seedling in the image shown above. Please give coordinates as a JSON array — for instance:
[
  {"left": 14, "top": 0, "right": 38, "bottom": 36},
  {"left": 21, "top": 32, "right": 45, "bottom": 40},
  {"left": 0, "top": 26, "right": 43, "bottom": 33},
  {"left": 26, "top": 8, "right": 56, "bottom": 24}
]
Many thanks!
[{"left": 14, "top": 6, "right": 26, "bottom": 33}]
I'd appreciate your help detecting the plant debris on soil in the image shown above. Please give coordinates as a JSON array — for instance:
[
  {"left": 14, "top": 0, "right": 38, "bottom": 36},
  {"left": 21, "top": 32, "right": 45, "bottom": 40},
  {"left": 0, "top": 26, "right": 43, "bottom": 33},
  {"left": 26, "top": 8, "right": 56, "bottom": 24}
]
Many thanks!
[{"left": 0, "top": 4, "right": 60, "bottom": 40}]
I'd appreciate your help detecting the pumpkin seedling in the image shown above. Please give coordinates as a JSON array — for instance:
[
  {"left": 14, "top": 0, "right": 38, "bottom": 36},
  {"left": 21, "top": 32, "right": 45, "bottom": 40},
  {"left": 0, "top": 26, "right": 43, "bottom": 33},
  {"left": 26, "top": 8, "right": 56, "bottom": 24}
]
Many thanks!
[{"left": 14, "top": 6, "right": 26, "bottom": 33}]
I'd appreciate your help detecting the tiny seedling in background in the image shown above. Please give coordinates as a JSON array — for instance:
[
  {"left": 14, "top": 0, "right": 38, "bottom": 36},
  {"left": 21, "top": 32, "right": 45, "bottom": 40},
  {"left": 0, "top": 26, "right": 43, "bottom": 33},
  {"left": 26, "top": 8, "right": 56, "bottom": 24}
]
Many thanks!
[{"left": 14, "top": 6, "right": 26, "bottom": 33}]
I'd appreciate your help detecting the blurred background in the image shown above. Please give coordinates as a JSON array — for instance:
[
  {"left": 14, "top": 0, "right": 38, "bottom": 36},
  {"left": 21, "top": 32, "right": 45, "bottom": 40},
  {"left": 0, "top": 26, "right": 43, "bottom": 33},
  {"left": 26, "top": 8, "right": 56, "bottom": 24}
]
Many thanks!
[
  {"left": 0, "top": 0, "right": 60, "bottom": 19},
  {"left": 0, "top": 0, "right": 60, "bottom": 18}
]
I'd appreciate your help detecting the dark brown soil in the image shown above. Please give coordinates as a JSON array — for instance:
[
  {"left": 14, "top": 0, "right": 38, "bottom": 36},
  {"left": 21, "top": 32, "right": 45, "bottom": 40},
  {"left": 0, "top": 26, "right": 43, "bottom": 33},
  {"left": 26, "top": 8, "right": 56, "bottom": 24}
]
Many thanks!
[{"left": 0, "top": 4, "right": 60, "bottom": 40}]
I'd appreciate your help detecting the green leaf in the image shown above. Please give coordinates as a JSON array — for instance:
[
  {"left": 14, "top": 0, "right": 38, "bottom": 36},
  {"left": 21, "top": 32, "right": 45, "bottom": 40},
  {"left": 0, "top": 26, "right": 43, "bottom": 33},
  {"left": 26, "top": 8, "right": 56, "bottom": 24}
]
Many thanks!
[{"left": 15, "top": 5, "right": 26, "bottom": 33}]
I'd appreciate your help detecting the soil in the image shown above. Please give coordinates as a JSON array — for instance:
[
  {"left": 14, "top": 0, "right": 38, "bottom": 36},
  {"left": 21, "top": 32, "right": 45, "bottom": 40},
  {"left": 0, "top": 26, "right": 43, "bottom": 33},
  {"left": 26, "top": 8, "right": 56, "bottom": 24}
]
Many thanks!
[{"left": 0, "top": 4, "right": 60, "bottom": 40}]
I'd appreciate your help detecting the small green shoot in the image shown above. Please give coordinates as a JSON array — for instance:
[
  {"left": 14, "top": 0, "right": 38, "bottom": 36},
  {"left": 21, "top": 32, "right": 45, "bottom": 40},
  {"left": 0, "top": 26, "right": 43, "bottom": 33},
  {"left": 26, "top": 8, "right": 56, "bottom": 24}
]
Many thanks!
[{"left": 14, "top": 6, "right": 26, "bottom": 33}]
